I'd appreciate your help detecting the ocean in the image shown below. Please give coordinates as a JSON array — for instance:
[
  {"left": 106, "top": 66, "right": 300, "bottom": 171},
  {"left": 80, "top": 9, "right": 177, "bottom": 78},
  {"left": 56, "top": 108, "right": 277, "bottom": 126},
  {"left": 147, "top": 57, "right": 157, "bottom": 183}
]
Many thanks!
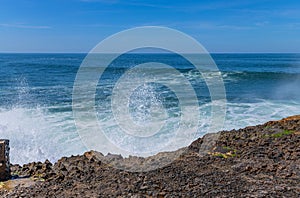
[{"left": 0, "top": 53, "right": 299, "bottom": 164}]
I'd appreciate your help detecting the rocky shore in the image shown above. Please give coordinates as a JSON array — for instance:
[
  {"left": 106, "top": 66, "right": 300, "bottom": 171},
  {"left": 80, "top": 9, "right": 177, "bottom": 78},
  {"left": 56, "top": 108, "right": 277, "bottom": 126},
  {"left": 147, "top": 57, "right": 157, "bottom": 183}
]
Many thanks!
[{"left": 1, "top": 115, "right": 299, "bottom": 197}]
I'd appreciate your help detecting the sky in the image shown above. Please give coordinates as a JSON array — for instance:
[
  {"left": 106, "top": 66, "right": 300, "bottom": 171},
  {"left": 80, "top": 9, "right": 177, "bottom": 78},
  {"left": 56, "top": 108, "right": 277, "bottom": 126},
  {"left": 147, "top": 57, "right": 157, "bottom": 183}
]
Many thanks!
[{"left": 0, "top": 0, "right": 299, "bottom": 53}]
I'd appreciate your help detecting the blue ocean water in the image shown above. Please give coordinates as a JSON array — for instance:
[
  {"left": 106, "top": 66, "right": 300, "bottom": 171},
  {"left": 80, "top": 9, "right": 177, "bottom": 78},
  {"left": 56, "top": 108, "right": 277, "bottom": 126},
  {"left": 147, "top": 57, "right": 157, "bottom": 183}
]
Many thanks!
[{"left": 0, "top": 53, "right": 299, "bottom": 164}]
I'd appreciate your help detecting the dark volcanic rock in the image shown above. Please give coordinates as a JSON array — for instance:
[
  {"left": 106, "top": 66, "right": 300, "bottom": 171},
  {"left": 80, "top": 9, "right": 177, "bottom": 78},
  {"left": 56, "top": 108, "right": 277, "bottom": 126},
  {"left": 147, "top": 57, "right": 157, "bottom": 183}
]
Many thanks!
[{"left": 1, "top": 115, "right": 300, "bottom": 197}]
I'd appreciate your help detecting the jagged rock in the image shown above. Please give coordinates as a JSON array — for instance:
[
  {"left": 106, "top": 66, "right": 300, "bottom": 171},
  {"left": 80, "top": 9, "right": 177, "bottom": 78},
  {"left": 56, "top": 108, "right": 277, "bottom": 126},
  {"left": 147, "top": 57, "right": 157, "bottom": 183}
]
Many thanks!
[{"left": 0, "top": 115, "right": 299, "bottom": 197}]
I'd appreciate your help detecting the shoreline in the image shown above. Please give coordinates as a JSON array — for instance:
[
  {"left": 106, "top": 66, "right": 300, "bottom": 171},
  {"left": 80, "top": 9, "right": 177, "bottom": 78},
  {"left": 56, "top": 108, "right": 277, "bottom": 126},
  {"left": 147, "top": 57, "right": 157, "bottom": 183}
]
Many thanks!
[{"left": 1, "top": 115, "right": 300, "bottom": 197}]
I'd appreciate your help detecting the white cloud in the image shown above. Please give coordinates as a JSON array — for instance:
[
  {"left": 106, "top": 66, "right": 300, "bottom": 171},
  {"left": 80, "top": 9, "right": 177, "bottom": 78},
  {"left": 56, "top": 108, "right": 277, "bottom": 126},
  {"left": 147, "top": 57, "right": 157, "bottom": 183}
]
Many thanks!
[
  {"left": 0, "top": 23, "right": 51, "bottom": 29},
  {"left": 169, "top": 21, "right": 256, "bottom": 31}
]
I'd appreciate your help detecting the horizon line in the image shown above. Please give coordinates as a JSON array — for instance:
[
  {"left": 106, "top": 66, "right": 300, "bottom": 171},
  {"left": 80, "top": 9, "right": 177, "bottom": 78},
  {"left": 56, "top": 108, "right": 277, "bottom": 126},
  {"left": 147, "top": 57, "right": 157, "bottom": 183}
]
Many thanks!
[{"left": 1, "top": 51, "right": 300, "bottom": 54}]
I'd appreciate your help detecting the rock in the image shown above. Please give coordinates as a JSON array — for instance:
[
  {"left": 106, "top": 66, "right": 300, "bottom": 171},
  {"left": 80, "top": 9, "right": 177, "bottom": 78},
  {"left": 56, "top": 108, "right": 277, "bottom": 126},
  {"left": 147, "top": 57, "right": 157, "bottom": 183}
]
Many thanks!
[{"left": 0, "top": 115, "right": 299, "bottom": 197}]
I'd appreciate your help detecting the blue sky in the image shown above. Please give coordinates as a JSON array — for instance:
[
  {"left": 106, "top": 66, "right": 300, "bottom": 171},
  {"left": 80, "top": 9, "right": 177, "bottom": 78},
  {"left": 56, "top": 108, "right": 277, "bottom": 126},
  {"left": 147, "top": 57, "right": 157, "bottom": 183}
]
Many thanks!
[{"left": 0, "top": 0, "right": 299, "bottom": 53}]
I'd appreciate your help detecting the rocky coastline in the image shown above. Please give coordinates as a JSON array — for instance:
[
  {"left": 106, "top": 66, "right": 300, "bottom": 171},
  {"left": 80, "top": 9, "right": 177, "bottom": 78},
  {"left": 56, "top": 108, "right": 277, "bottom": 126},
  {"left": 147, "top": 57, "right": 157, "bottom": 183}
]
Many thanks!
[{"left": 1, "top": 115, "right": 299, "bottom": 197}]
